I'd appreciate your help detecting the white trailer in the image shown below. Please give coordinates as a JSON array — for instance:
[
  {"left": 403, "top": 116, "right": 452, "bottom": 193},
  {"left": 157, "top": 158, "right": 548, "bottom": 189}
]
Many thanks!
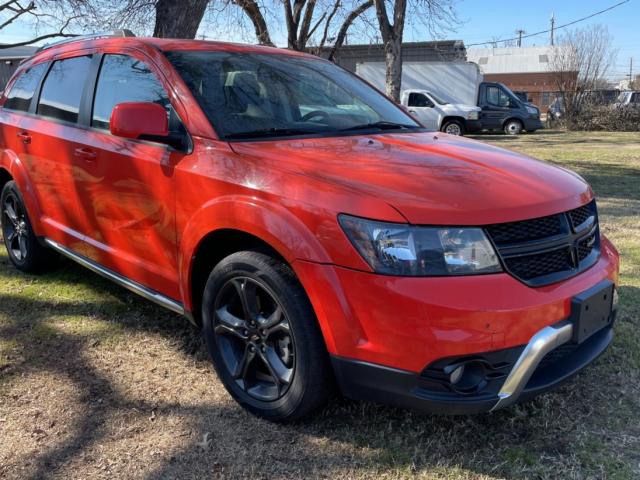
[{"left": 356, "top": 61, "right": 483, "bottom": 106}]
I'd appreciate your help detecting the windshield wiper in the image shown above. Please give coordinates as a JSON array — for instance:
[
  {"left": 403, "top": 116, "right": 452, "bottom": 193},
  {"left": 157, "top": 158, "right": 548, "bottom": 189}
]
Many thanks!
[
  {"left": 225, "top": 128, "right": 319, "bottom": 139},
  {"left": 340, "top": 121, "right": 419, "bottom": 132}
]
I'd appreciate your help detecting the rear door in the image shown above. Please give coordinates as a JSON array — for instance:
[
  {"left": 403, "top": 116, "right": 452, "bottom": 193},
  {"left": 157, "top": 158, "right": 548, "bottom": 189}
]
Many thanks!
[
  {"left": 71, "top": 52, "right": 185, "bottom": 300},
  {"left": 15, "top": 54, "right": 95, "bottom": 251}
]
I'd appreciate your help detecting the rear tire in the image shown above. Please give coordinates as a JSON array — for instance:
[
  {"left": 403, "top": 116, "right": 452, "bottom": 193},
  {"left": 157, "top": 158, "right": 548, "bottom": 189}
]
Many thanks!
[
  {"left": 441, "top": 119, "right": 464, "bottom": 136},
  {"left": 504, "top": 119, "right": 523, "bottom": 135},
  {"left": 202, "top": 250, "right": 332, "bottom": 422},
  {"left": 1, "top": 181, "right": 57, "bottom": 273}
]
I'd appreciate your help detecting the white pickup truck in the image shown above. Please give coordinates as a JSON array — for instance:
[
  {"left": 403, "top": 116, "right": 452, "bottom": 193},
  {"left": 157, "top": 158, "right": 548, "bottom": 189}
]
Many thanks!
[{"left": 400, "top": 90, "right": 481, "bottom": 136}]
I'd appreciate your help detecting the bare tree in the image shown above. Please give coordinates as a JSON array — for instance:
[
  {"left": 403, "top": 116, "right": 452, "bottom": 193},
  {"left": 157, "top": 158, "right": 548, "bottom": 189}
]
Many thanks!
[
  {"left": 227, "top": 0, "right": 373, "bottom": 53},
  {"left": 549, "top": 24, "right": 616, "bottom": 128},
  {"left": 0, "top": 1, "right": 83, "bottom": 48},
  {"left": 372, "top": 0, "right": 458, "bottom": 102}
]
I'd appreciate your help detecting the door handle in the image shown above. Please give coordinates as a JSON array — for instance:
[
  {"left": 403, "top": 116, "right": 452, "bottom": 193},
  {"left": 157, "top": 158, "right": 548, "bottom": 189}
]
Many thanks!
[
  {"left": 74, "top": 147, "right": 97, "bottom": 160},
  {"left": 16, "top": 132, "right": 31, "bottom": 144}
]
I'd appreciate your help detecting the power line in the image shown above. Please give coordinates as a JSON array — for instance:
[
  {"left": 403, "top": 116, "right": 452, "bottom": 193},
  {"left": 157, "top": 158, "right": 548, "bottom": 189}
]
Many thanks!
[{"left": 466, "top": 0, "right": 631, "bottom": 47}]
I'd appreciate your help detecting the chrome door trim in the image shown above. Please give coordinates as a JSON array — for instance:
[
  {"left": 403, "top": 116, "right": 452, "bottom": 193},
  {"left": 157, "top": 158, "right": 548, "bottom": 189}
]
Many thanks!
[{"left": 44, "top": 238, "right": 184, "bottom": 315}]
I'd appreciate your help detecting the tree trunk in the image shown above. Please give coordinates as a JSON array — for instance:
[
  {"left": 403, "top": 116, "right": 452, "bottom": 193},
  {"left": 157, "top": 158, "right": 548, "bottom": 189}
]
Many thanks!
[
  {"left": 385, "top": 36, "right": 402, "bottom": 102},
  {"left": 153, "top": 0, "right": 209, "bottom": 38}
]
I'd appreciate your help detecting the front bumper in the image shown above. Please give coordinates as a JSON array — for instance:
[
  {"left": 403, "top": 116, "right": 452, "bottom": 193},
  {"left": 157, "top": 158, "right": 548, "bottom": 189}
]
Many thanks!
[
  {"left": 332, "top": 314, "right": 615, "bottom": 414},
  {"left": 524, "top": 117, "right": 544, "bottom": 131},
  {"left": 293, "top": 235, "right": 619, "bottom": 414},
  {"left": 464, "top": 119, "right": 483, "bottom": 133}
]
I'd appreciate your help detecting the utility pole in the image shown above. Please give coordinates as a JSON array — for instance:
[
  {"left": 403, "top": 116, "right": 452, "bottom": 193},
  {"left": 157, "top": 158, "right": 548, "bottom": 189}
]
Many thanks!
[
  {"left": 550, "top": 12, "right": 555, "bottom": 46},
  {"left": 516, "top": 29, "right": 525, "bottom": 47},
  {"left": 629, "top": 57, "right": 634, "bottom": 88}
]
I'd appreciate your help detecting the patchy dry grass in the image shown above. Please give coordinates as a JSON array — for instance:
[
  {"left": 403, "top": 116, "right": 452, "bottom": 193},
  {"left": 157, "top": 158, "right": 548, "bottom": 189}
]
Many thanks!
[{"left": 1, "top": 131, "right": 639, "bottom": 479}]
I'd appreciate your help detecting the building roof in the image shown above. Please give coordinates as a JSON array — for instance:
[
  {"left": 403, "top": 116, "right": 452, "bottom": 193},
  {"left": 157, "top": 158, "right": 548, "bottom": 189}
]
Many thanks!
[
  {"left": 0, "top": 45, "right": 38, "bottom": 60},
  {"left": 467, "top": 46, "right": 564, "bottom": 74},
  {"left": 317, "top": 40, "right": 466, "bottom": 72}
]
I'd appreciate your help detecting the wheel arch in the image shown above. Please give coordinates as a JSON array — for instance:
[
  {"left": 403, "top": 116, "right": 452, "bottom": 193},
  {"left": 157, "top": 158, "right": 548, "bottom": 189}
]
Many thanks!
[
  {"left": 188, "top": 228, "right": 289, "bottom": 326},
  {"left": 178, "top": 196, "right": 332, "bottom": 324},
  {"left": 0, "top": 151, "right": 44, "bottom": 235},
  {"left": 502, "top": 117, "right": 524, "bottom": 128},
  {"left": 0, "top": 166, "right": 11, "bottom": 190}
]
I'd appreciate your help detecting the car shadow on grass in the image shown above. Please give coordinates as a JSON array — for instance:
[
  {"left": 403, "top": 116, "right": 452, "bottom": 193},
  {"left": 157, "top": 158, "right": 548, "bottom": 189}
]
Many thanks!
[{"left": 1, "top": 251, "right": 638, "bottom": 479}]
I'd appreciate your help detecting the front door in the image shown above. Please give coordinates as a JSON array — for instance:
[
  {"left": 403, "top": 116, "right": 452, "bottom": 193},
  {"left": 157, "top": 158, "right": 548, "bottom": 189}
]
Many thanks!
[
  {"left": 480, "top": 85, "right": 512, "bottom": 130},
  {"left": 406, "top": 92, "right": 440, "bottom": 130},
  {"left": 72, "top": 53, "right": 184, "bottom": 300}
]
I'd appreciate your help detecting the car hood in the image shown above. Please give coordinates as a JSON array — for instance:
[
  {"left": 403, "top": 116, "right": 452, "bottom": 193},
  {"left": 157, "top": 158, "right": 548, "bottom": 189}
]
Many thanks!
[{"left": 230, "top": 132, "right": 592, "bottom": 225}]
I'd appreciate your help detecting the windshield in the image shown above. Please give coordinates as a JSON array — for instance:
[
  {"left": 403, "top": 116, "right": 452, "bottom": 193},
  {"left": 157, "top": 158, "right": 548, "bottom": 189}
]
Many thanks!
[
  {"left": 427, "top": 92, "right": 449, "bottom": 105},
  {"left": 616, "top": 92, "right": 630, "bottom": 103},
  {"left": 165, "top": 51, "right": 421, "bottom": 140}
]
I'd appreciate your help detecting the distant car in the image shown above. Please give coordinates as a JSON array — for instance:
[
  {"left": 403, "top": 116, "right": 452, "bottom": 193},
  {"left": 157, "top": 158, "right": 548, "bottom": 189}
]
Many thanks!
[
  {"left": 547, "top": 97, "right": 565, "bottom": 125},
  {"left": 614, "top": 91, "right": 640, "bottom": 109}
]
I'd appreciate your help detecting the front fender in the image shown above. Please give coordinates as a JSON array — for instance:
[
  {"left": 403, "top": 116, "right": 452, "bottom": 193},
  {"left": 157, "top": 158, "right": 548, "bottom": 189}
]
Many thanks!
[
  {"left": 0, "top": 149, "right": 44, "bottom": 236},
  {"left": 178, "top": 195, "right": 333, "bottom": 311}
]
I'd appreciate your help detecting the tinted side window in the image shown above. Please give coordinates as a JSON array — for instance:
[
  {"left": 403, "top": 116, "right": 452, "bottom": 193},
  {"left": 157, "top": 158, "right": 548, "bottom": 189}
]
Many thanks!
[
  {"left": 408, "top": 93, "right": 432, "bottom": 108},
  {"left": 92, "top": 54, "right": 170, "bottom": 130},
  {"left": 37, "top": 55, "right": 92, "bottom": 123},
  {"left": 486, "top": 86, "right": 510, "bottom": 108},
  {"left": 4, "top": 63, "right": 48, "bottom": 112}
]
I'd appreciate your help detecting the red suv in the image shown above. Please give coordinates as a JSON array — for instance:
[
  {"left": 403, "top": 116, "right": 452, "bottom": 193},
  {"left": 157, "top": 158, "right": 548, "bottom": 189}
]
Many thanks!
[{"left": 0, "top": 33, "right": 620, "bottom": 421}]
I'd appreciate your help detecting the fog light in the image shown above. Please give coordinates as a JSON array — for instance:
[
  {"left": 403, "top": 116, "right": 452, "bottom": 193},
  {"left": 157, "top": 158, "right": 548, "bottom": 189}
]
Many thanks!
[{"left": 449, "top": 365, "right": 465, "bottom": 384}]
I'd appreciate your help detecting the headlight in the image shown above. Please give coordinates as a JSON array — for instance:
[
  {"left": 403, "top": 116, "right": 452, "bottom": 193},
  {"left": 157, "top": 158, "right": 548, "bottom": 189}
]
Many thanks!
[
  {"left": 466, "top": 111, "right": 479, "bottom": 120},
  {"left": 338, "top": 215, "right": 502, "bottom": 276},
  {"left": 526, "top": 105, "right": 539, "bottom": 116}
]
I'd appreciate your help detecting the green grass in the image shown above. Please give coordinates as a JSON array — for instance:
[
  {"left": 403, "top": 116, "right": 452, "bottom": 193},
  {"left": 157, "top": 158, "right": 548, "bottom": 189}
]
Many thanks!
[{"left": 0, "top": 130, "right": 639, "bottom": 479}]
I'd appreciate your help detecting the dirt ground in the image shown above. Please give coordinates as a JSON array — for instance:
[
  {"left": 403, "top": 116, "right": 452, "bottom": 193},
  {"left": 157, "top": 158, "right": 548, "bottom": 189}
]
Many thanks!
[{"left": 1, "top": 131, "right": 639, "bottom": 479}]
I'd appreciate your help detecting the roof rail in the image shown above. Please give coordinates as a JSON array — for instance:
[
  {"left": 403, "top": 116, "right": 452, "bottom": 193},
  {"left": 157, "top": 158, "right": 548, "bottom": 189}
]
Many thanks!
[{"left": 35, "top": 29, "right": 136, "bottom": 53}]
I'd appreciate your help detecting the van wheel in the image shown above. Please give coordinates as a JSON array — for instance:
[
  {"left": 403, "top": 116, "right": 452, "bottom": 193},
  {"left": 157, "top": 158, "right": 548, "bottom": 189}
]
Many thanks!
[
  {"left": 202, "top": 251, "right": 332, "bottom": 422},
  {"left": 442, "top": 120, "right": 464, "bottom": 136},
  {"left": 504, "top": 119, "right": 523, "bottom": 135},
  {"left": 1, "top": 181, "right": 57, "bottom": 273}
]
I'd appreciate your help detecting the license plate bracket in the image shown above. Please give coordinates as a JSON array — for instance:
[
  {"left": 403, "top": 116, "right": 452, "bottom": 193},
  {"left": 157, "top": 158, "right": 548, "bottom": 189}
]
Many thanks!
[{"left": 570, "top": 280, "right": 614, "bottom": 344}]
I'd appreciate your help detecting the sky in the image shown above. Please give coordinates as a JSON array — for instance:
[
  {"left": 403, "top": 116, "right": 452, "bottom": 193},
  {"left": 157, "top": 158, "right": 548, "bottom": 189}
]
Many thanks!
[{"left": 0, "top": 0, "right": 637, "bottom": 83}]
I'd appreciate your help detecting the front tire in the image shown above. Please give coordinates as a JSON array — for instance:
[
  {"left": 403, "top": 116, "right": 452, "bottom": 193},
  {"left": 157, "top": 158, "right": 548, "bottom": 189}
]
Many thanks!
[
  {"left": 1, "top": 181, "right": 57, "bottom": 273},
  {"left": 202, "top": 251, "right": 332, "bottom": 422},
  {"left": 504, "top": 119, "right": 523, "bottom": 135},
  {"left": 441, "top": 119, "right": 464, "bottom": 136}
]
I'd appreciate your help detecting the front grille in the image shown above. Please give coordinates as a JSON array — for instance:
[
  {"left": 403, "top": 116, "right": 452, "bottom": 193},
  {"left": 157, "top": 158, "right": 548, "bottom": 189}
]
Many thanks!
[
  {"left": 486, "top": 215, "right": 565, "bottom": 245},
  {"left": 569, "top": 203, "right": 594, "bottom": 229},
  {"left": 506, "top": 247, "right": 574, "bottom": 281},
  {"left": 485, "top": 201, "right": 600, "bottom": 286}
]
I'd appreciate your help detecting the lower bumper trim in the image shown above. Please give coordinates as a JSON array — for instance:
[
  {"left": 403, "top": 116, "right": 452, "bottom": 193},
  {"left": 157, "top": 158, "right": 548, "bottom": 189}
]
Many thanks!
[{"left": 331, "top": 323, "right": 613, "bottom": 415}]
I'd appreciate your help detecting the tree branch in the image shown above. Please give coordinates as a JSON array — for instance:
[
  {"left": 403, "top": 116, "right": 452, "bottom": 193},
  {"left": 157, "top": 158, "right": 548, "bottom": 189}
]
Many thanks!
[{"left": 328, "top": 0, "right": 372, "bottom": 61}]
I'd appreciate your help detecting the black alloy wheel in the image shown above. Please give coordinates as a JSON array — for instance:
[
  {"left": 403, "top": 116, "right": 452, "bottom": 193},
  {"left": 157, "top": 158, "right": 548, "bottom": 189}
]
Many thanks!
[
  {"left": 213, "top": 276, "right": 295, "bottom": 401},
  {"left": 1, "top": 181, "right": 57, "bottom": 273},
  {"left": 2, "top": 189, "right": 29, "bottom": 263},
  {"left": 202, "top": 251, "right": 332, "bottom": 422}
]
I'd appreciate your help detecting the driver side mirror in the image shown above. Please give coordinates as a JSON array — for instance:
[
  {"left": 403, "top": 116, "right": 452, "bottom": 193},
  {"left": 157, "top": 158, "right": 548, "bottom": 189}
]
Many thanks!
[
  {"left": 110, "top": 102, "right": 189, "bottom": 151},
  {"left": 110, "top": 102, "right": 169, "bottom": 140}
]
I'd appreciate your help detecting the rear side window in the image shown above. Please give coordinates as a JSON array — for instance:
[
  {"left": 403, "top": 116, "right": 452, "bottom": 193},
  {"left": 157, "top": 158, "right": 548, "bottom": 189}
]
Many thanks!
[
  {"left": 37, "top": 55, "right": 92, "bottom": 123},
  {"left": 4, "top": 63, "right": 48, "bottom": 112},
  {"left": 92, "top": 54, "right": 170, "bottom": 130}
]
